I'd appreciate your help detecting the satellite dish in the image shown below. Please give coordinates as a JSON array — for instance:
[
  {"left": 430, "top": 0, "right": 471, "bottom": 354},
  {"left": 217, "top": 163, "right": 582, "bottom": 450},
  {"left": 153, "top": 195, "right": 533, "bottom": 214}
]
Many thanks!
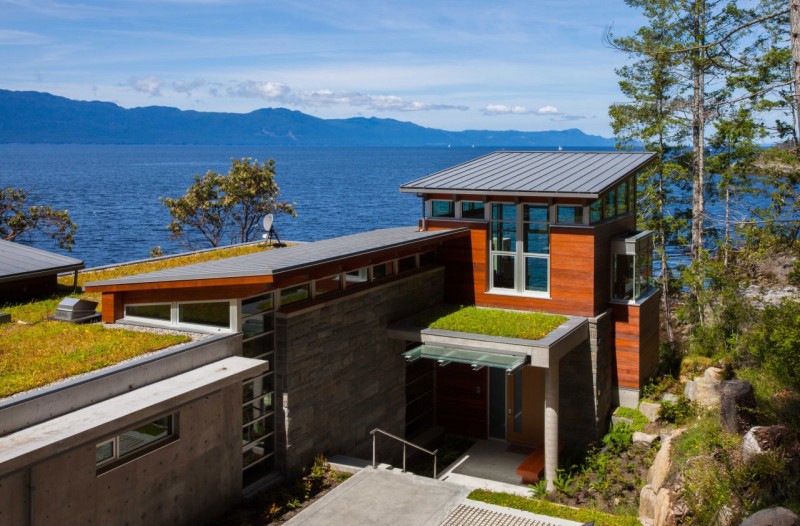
[{"left": 262, "top": 214, "right": 274, "bottom": 231}]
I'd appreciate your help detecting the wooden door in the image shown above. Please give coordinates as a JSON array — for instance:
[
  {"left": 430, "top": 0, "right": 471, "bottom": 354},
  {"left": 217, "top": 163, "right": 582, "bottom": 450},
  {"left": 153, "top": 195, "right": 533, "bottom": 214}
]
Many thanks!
[{"left": 506, "top": 366, "right": 545, "bottom": 445}]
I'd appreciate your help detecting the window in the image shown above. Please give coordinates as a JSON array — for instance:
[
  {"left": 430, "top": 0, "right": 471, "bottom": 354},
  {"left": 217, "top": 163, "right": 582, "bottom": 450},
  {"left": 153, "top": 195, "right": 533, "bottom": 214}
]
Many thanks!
[
  {"left": 124, "top": 303, "right": 171, "bottom": 322},
  {"left": 178, "top": 301, "right": 230, "bottom": 329},
  {"left": 430, "top": 200, "right": 455, "bottom": 218},
  {"left": 240, "top": 292, "right": 274, "bottom": 361},
  {"left": 398, "top": 255, "right": 417, "bottom": 273},
  {"left": 242, "top": 373, "right": 275, "bottom": 480},
  {"left": 461, "top": 201, "right": 485, "bottom": 220},
  {"left": 419, "top": 251, "right": 437, "bottom": 266},
  {"left": 314, "top": 275, "right": 341, "bottom": 297},
  {"left": 280, "top": 284, "right": 310, "bottom": 306},
  {"left": 345, "top": 268, "right": 369, "bottom": 286},
  {"left": 372, "top": 261, "right": 394, "bottom": 280},
  {"left": 490, "top": 202, "right": 550, "bottom": 294},
  {"left": 96, "top": 414, "right": 176, "bottom": 468},
  {"left": 611, "top": 231, "right": 655, "bottom": 302},
  {"left": 557, "top": 205, "right": 583, "bottom": 225},
  {"left": 590, "top": 199, "right": 603, "bottom": 224}
]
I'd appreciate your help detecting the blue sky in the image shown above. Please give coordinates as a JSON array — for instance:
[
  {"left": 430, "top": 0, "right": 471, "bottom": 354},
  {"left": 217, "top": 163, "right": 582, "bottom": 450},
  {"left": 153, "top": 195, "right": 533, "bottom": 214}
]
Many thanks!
[{"left": 0, "top": 1, "right": 646, "bottom": 136}]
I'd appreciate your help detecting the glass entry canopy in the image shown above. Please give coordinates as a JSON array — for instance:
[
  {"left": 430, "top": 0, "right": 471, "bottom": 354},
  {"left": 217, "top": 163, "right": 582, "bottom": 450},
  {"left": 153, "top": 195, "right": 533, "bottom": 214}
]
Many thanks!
[{"left": 403, "top": 344, "right": 526, "bottom": 373}]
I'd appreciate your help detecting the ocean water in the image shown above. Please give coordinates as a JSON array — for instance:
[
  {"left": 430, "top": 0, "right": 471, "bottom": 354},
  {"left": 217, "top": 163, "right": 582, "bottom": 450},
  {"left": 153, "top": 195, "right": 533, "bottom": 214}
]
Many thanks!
[{"left": 0, "top": 145, "right": 528, "bottom": 267}]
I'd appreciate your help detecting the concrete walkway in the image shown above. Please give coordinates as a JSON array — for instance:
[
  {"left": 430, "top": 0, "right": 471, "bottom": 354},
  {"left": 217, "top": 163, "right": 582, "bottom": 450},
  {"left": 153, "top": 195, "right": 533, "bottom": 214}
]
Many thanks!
[{"left": 284, "top": 468, "right": 582, "bottom": 526}]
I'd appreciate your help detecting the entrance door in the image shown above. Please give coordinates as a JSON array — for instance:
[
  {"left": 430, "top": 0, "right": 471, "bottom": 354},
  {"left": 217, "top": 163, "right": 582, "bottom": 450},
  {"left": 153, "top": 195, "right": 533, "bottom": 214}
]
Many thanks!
[{"left": 506, "top": 365, "right": 545, "bottom": 445}]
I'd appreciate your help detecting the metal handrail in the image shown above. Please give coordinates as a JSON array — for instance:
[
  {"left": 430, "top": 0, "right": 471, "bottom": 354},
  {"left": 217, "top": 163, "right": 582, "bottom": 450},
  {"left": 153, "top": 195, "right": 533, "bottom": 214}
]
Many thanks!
[{"left": 370, "top": 428, "right": 439, "bottom": 479}]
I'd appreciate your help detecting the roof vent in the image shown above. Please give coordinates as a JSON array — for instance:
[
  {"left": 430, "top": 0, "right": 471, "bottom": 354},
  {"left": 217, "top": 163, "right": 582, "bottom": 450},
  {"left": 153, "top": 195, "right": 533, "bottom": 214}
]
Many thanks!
[{"left": 51, "top": 297, "right": 101, "bottom": 323}]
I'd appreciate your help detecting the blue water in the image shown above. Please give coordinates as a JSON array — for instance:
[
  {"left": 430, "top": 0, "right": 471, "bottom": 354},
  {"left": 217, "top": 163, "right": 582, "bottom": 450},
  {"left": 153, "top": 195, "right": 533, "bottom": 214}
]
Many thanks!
[{"left": 1, "top": 145, "right": 540, "bottom": 267}]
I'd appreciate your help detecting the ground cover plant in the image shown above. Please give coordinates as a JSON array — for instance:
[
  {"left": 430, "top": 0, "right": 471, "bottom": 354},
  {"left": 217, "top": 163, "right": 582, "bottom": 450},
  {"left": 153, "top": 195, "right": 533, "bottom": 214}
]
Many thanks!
[{"left": 416, "top": 305, "right": 567, "bottom": 341}]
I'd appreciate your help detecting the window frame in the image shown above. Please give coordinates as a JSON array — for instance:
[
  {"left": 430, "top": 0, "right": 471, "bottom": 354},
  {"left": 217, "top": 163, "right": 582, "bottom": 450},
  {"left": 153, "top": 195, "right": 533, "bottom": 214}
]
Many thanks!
[
  {"left": 96, "top": 414, "right": 178, "bottom": 471},
  {"left": 123, "top": 300, "right": 235, "bottom": 332}
]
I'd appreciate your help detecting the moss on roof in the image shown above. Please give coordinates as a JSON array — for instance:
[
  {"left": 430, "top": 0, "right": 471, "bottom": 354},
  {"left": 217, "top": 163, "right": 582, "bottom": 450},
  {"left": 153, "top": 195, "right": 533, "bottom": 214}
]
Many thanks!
[{"left": 416, "top": 305, "right": 567, "bottom": 341}]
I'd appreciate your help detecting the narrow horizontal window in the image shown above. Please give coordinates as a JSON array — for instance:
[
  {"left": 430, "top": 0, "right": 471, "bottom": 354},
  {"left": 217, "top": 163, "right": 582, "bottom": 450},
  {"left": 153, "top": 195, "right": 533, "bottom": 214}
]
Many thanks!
[
  {"left": 430, "top": 200, "right": 455, "bottom": 218},
  {"left": 345, "top": 268, "right": 369, "bottom": 285},
  {"left": 398, "top": 255, "right": 417, "bottom": 273},
  {"left": 242, "top": 293, "right": 273, "bottom": 316},
  {"left": 314, "top": 275, "right": 341, "bottom": 297},
  {"left": 372, "top": 261, "right": 394, "bottom": 280},
  {"left": 178, "top": 301, "right": 230, "bottom": 329},
  {"left": 556, "top": 205, "right": 583, "bottom": 225},
  {"left": 124, "top": 304, "right": 170, "bottom": 322},
  {"left": 280, "top": 284, "right": 310, "bottom": 306},
  {"left": 460, "top": 201, "right": 485, "bottom": 219},
  {"left": 96, "top": 414, "right": 176, "bottom": 469}
]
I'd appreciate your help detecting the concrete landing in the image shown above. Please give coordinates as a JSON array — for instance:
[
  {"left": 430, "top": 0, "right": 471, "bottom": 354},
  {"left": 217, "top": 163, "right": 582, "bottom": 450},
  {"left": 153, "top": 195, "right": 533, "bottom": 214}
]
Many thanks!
[{"left": 284, "top": 468, "right": 469, "bottom": 526}]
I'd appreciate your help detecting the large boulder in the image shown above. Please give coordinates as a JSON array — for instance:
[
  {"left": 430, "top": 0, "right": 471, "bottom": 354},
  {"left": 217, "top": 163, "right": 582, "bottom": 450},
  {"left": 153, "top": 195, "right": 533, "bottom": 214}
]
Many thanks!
[
  {"left": 686, "top": 375, "right": 721, "bottom": 408},
  {"left": 740, "top": 507, "right": 800, "bottom": 526},
  {"left": 720, "top": 380, "right": 757, "bottom": 434},
  {"left": 742, "top": 425, "right": 796, "bottom": 462}
]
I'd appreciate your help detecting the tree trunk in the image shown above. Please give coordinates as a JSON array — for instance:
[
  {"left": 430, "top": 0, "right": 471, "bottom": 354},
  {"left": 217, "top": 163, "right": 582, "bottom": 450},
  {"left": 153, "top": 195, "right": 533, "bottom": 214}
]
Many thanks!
[
  {"left": 724, "top": 185, "right": 730, "bottom": 268},
  {"left": 691, "top": 3, "right": 706, "bottom": 263},
  {"left": 791, "top": 0, "right": 800, "bottom": 143}
]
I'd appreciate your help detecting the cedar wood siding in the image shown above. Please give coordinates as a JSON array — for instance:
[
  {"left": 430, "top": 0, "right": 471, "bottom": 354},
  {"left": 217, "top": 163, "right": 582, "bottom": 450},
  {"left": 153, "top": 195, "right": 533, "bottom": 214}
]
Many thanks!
[
  {"left": 611, "top": 290, "right": 661, "bottom": 389},
  {"left": 428, "top": 214, "right": 636, "bottom": 318}
]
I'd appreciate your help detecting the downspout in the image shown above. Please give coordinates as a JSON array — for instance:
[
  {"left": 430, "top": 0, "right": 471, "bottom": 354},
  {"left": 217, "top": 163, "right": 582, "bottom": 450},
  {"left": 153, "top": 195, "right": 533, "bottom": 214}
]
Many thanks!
[{"left": 420, "top": 195, "right": 426, "bottom": 231}]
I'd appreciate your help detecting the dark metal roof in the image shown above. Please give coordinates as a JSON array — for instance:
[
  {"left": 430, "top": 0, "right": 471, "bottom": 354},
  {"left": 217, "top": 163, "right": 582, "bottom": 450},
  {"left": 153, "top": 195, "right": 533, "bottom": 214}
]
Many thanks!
[
  {"left": 400, "top": 151, "right": 656, "bottom": 198},
  {"left": 0, "top": 239, "right": 84, "bottom": 284},
  {"left": 86, "top": 226, "right": 466, "bottom": 287}
]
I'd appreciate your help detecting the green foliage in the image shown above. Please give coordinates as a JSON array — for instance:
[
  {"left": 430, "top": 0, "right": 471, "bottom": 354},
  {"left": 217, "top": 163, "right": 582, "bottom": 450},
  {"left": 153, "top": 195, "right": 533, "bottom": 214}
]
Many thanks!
[
  {"left": 659, "top": 395, "right": 695, "bottom": 425},
  {"left": 613, "top": 407, "right": 649, "bottom": 432},
  {"left": 744, "top": 299, "right": 800, "bottom": 389},
  {"left": 417, "top": 305, "right": 567, "bottom": 341},
  {"left": 528, "top": 480, "right": 548, "bottom": 498},
  {"left": 149, "top": 246, "right": 163, "bottom": 258},
  {"left": 0, "top": 187, "right": 77, "bottom": 250},
  {"left": 161, "top": 157, "right": 295, "bottom": 248},
  {"left": 552, "top": 469, "right": 575, "bottom": 497},
  {"left": 602, "top": 422, "right": 633, "bottom": 454},
  {"left": 468, "top": 489, "right": 641, "bottom": 526},
  {"left": 788, "top": 259, "right": 800, "bottom": 288}
]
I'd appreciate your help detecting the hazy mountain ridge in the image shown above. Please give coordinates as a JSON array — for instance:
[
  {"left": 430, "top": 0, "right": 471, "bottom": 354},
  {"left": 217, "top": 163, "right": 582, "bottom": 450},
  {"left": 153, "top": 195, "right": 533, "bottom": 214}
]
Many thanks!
[{"left": 0, "top": 89, "right": 616, "bottom": 147}]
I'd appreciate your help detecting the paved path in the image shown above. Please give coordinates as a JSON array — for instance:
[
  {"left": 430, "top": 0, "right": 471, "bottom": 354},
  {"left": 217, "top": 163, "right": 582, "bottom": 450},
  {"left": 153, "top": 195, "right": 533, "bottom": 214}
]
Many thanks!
[{"left": 284, "top": 468, "right": 582, "bottom": 526}]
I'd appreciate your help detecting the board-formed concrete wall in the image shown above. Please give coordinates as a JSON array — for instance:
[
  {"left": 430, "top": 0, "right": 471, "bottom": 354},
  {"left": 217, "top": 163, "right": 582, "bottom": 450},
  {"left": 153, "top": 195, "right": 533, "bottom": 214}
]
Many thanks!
[{"left": 275, "top": 268, "right": 445, "bottom": 474}]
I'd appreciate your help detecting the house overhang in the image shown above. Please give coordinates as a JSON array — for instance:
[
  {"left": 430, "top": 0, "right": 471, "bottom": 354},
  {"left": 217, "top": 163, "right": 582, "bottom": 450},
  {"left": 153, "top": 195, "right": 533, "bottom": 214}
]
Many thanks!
[{"left": 388, "top": 312, "right": 588, "bottom": 369}]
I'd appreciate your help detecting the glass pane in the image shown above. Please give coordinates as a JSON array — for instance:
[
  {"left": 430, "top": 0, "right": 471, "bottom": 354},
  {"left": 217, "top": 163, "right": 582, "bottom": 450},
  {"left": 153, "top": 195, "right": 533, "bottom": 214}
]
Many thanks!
[
  {"left": 461, "top": 201, "right": 485, "bottom": 219},
  {"left": 179, "top": 301, "right": 230, "bottom": 328},
  {"left": 315, "top": 275, "right": 341, "bottom": 296},
  {"left": 605, "top": 190, "right": 616, "bottom": 218},
  {"left": 525, "top": 257, "right": 548, "bottom": 292},
  {"left": 244, "top": 415, "right": 274, "bottom": 444},
  {"left": 491, "top": 221, "right": 516, "bottom": 251},
  {"left": 617, "top": 182, "right": 628, "bottom": 215},
  {"left": 96, "top": 441, "right": 114, "bottom": 464},
  {"left": 345, "top": 268, "right": 369, "bottom": 285},
  {"left": 243, "top": 437, "right": 275, "bottom": 467},
  {"left": 492, "top": 254, "right": 516, "bottom": 289},
  {"left": 280, "top": 284, "right": 310, "bottom": 306},
  {"left": 398, "top": 256, "right": 416, "bottom": 273},
  {"left": 419, "top": 251, "right": 436, "bottom": 266},
  {"left": 372, "top": 261, "right": 394, "bottom": 280},
  {"left": 243, "top": 334, "right": 274, "bottom": 358},
  {"left": 431, "top": 200, "right": 455, "bottom": 218},
  {"left": 242, "top": 314, "right": 269, "bottom": 338},
  {"left": 524, "top": 204, "right": 548, "bottom": 223},
  {"left": 590, "top": 199, "right": 602, "bottom": 224},
  {"left": 523, "top": 223, "right": 549, "bottom": 254},
  {"left": 612, "top": 254, "right": 634, "bottom": 300},
  {"left": 242, "top": 293, "right": 273, "bottom": 316},
  {"left": 635, "top": 250, "right": 653, "bottom": 300},
  {"left": 557, "top": 205, "right": 583, "bottom": 225},
  {"left": 628, "top": 178, "right": 636, "bottom": 212},
  {"left": 125, "top": 304, "right": 170, "bottom": 321},
  {"left": 119, "top": 416, "right": 172, "bottom": 457},
  {"left": 243, "top": 374, "right": 274, "bottom": 403},
  {"left": 492, "top": 203, "right": 516, "bottom": 221},
  {"left": 243, "top": 396, "right": 273, "bottom": 424}
]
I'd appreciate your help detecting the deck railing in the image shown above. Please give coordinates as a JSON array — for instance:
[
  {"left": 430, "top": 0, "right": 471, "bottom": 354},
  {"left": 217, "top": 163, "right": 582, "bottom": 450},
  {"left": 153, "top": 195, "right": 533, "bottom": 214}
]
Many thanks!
[{"left": 370, "top": 428, "right": 439, "bottom": 479}]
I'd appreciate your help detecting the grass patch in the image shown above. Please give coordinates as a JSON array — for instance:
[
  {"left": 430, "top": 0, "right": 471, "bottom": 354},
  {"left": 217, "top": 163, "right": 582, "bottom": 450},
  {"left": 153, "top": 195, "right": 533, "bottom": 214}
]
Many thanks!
[
  {"left": 0, "top": 316, "right": 188, "bottom": 398},
  {"left": 468, "top": 489, "right": 641, "bottom": 526},
  {"left": 59, "top": 242, "right": 274, "bottom": 288},
  {"left": 613, "top": 406, "right": 650, "bottom": 432},
  {"left": 416, "top": 305, "right": 567, "bottom": 340}
]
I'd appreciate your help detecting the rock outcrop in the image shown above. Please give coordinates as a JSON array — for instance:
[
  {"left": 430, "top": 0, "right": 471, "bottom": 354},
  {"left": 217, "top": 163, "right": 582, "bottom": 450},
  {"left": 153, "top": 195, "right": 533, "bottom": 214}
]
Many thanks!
[
  {"left": 720, "top": 380, "right": 756, "bottom": 434},
  {"left": 740, "top": 507, "right": 800, "bottom": 526}
]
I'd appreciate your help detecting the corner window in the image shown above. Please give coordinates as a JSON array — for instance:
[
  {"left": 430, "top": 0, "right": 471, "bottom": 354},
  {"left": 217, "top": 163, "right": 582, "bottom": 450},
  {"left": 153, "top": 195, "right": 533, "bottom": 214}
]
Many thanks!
[
  {"left": 611, "top": 231, "right": 654, "bottom": 302},
  {"left": 97, "top": 414, "right": 176, "bottom": 469},
  {"left": 556, "top": 205, "right": 583, "bottom": 225},
  {"left": 460, "top": 201, "right": 485, "bottom": 220},
  {"left": 430, "top": 200, "right": 455, "bottom": 218}
]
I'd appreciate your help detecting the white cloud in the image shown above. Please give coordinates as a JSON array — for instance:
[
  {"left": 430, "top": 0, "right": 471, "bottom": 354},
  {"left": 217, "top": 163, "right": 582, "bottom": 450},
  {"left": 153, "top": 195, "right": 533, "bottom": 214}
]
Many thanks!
[
  {"left": 127, "top": 76, "right": 164, "bottom": 96},
  {"left": 0, "top": 29, "right": 49, "bottom": 45},
  {"left": 482, "top": 104, "right": 534, "bottom": 115},
  {"left": 537, "top": 105, "right": 560, "bottom": 114},
  {"left": 171, "top": 78, "right": 206, "bottom": 95},
  {"left": 224, "top": 81, "right": 466, "bottom": 112}
]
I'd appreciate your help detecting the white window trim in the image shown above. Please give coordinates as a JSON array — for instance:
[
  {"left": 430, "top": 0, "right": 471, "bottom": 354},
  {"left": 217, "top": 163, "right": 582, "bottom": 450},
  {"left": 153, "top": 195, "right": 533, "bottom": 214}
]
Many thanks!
[
  {"left": 487, "top": 201, "right": 551, "bottom": 297},
  {"left": 123, "top": 300, "right": 235, "bottom": 333}
]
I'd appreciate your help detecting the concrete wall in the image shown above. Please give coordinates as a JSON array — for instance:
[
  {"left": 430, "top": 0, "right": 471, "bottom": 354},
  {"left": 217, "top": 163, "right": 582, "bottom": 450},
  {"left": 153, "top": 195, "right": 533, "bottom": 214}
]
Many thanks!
[
  {"left": 0, "top": 383, "right": 243, "bottom": 526},
  {"left": 558, "top": 310, "right": 613, "bottom": 450},
  {"left": 275, "top": 268, "right": 445, "bottom": 474}
]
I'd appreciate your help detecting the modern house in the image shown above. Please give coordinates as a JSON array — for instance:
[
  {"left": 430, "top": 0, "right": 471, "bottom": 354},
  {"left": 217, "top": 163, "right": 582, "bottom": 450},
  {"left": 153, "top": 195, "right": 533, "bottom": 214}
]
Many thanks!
[{"left": 0, "top": 150, "right": 659, "bottom": 525}]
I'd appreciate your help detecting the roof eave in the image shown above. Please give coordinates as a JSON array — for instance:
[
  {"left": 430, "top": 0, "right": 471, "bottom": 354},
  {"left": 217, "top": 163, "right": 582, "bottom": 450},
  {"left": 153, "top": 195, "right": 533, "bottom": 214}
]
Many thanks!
[{"left": 0, "top": 262, "right": 85, "bottom": 284}]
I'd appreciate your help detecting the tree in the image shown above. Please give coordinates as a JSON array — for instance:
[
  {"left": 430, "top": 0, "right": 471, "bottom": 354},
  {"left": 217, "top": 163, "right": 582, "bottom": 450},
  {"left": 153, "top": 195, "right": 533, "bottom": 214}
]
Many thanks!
[
  {"left": 161, "top": 158, "right": 295, "bottom": 248},
  {"left": 0, "top": 187, "right": 77, "bottom": 250}
]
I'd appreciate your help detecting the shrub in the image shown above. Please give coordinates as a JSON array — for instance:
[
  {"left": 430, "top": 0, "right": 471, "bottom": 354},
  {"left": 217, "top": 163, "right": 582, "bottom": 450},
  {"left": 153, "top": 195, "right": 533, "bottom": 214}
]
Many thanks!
[
  {"left": 746, "top": 299, "right": 800, "bottom": 390},
  {"left": 659, "top": 395, "right": 695, "bottom": 425},
  {"left": 602, "top": 422, "right": 633, "bottom": 454},
  {"left": 613, "top": 407, "right": 649, "bottom": 432}
]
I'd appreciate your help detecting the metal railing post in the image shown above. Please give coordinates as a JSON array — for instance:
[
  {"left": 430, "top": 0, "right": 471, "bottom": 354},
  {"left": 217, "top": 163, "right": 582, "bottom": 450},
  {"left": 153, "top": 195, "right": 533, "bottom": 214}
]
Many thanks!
[
  {"left": 433, "top": 453, "right": 437, "bottom": 479},
  {"left": 372, "top": 430, "right": 376, "bottom": 469},
  {"left": 402, "top": 443, "right": 406, "bottom": 472},
  {"left": 369, "top": 428, "right": 438, "bottom": 478}
]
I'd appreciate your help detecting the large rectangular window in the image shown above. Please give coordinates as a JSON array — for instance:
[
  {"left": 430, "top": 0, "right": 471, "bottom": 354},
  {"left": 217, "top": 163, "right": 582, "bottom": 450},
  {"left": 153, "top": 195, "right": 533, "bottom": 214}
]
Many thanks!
[
  {"left": 461, "top": 201, "right": 485, "bottom": 219},
  {"left": 557, "top": 205, "right": 583, "bottom": 225},
  {"left": 178, "top": 301, "right": 230, "bottom": 329},
  {"left": 490, "top": 202, "right": 550, "bottom": 294},
  {"left": 430, "top": 200, "right": 455, "bottom": 218},
  {"left": 124, "top": 301, "right": 232, "bottom": 332},
  {"left": 124, "top": 303, "right": 171, "bottom": 322}
]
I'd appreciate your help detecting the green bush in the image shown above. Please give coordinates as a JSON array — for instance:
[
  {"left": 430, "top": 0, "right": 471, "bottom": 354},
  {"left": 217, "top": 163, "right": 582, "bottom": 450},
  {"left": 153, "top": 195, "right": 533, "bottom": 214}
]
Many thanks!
[
  {"left": 659, "top": 395, "right": 695, "bottom": 425},
  {"left": 613, "top": 407, "right": 649, "bottom": 432},
  {"left": 602, "top": 422, "right": 633, "bottom": 453}
]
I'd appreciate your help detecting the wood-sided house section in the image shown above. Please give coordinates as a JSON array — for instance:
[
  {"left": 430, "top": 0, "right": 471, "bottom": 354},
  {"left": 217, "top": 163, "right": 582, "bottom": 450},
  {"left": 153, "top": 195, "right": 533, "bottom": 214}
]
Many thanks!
[{"left": 400, "top": 151, "right": 661, "bottom": 404}]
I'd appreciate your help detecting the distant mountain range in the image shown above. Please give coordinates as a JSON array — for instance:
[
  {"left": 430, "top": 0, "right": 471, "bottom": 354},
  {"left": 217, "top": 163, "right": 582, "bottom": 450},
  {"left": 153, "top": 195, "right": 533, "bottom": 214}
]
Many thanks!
[{"left": 0, "top": 89, "right": 616, "bottom": 147}]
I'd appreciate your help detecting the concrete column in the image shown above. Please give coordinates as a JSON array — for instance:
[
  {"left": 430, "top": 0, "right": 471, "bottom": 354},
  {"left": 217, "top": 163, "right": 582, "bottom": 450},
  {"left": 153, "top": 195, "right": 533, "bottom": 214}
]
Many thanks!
[{"left": 544, "top": 359, "right": 559, "bottom": 491}]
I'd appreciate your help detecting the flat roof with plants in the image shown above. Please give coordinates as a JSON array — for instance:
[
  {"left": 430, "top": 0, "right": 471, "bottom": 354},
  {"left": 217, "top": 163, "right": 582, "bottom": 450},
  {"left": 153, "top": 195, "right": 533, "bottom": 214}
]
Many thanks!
[
  {"left": 415, "top": 305, "right": 568, "bottom": 341},
  {"left": 1, "top": 242, "right": 274, "bottom": 400}
]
